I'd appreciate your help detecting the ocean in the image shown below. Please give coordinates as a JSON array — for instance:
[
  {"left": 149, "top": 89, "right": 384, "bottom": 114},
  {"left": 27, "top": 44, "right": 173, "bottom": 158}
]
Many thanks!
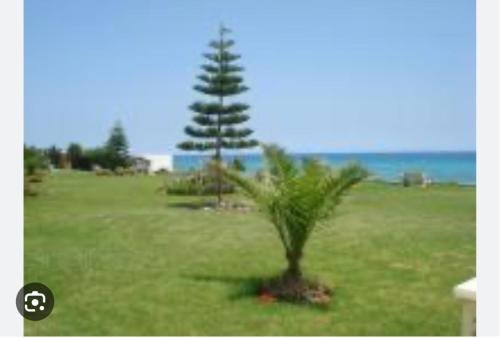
[{"left": 174, "top": 151, "right": 476, "bottom": 185}]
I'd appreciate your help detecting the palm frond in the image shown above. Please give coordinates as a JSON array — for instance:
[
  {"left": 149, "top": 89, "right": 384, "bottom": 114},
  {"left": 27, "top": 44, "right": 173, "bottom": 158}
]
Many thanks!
[
  {"left": 216, "top": 161, "right": 292, "bottom": 252},
  {"left": 218, "top": 145, "right": 368, "bottom": 264},
  {"left": 215, "top": 163, "right": 268, "bottom": 204},
  {"left": 315, "top": 162, "right": 368, "bottom": 220},
  {"left": 262, "top": 144, "right": 298, "bottom": 184}
]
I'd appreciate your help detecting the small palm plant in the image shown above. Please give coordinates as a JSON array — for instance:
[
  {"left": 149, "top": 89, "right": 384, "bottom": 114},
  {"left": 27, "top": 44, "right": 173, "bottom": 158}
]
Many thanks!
[{"left": 217, "top": 144, "right": 368, "bottom": 303}]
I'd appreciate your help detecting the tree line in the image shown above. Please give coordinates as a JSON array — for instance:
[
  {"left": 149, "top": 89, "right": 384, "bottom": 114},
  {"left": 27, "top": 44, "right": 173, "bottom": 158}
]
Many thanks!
[{"left": 25, "top": 121, "right": 130, "bottom": 173}]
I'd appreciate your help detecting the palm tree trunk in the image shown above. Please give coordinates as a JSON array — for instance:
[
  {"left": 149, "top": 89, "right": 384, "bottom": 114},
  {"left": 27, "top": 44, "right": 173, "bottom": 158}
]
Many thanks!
[{"left": 285, "top": 251, "right": 303, "bottom": 281}]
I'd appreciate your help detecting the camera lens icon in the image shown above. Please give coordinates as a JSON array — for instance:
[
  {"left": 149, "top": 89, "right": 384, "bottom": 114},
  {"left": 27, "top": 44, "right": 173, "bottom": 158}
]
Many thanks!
[
  {"left": 16, "top": 283, "right": 54, "bottom": 321},
  {"left": 25, "top": 290, "right": 46, "bottom": 312}
]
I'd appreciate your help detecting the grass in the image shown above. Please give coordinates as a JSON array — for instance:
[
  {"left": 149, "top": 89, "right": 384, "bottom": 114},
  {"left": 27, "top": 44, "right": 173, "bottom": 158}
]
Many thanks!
[{"left": 24, "top": 171, "right": 475, "bottom": 335}]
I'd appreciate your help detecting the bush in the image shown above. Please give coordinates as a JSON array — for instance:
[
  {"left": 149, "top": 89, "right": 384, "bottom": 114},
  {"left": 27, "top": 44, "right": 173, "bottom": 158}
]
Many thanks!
[
  {"left": 24, "top": 176, "right": 41, "bottom": 197},
  {"left": 155, "top": 168, "right": 170, "bottom": 175},
  {"left": 24, "top": 145, "right": 48, "bottom": 176},
  {"left": 114, "top": 166, "right": 125, "bottom": 176},
  {"left": 402, "top": 171, "right": 425, "bottom": 187},
  {"left": 83, "top": 147, "right": 109, "bottom": 170},
  {"left": 24, "top": 182, "right": 39, "bottom": 197},
  {"left": 96, "top": 167, "right": 136, "bottom": 177},
  {"left": 26, "top": 173, "right": 44, "bottom": 183},
  {"left": 95, "top": 168, "right": 113, "bottom": 176},
  {"left": 25, "top": 159, "right": 38, "bottom": 176},
  {"left": 165, "top": 171, "right": 234, "bottom": 195},
  {"left": 123, "top": 168, "right": 136, "bottom": 176}
]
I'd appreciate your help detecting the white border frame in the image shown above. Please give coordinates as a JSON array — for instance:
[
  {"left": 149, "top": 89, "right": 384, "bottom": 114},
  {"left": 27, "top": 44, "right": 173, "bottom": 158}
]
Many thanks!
[
  {"left": 0, "top": 0, "right": 498, "bottom": 336},
  {"left": 477, "top": 0, "right": 500, "bottom": 335},
  {"left": 0, "top": 0, "right": 23, "bottom": 336}
]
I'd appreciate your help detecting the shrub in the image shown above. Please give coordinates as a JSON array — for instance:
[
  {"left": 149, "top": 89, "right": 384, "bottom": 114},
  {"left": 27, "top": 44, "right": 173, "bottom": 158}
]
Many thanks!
[
  {"left": 24, "top": 175, "right": 41, "bottom": 197},
  {"left": 24, "top": 182, "right": 39, "bottom": 197},
  {"left": 24, "top": 145, "right": 48, "bottom": 176},
  {"left": 155, "top": 168, "right": 170, "bottom": 175},
  {"left": 402, "top": 171, "right": 425, "bottom": 187},
  {"left": 25, "top": 160, "right": 38, "bottom": 176},
  {"left": 165, "top": 171, "right": 234, "bottom": 195},
  {"left": 26, "top": 173, "right": 44, "bottom": 183},
  {"left": 114, "top": 166, "right": 125, "bottom": 176},
  {"left": 95, "top": 168, "right": 113, "bottom": 176},
  {"left": 123, "top": 168, "right": 136, "bottom": 176},
  {"left": 83, "top": 147, "right": 109, "bottom": 170}
]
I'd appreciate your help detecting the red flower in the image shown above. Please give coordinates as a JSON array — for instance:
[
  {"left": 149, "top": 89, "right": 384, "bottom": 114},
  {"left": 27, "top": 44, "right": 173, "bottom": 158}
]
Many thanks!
[{"left": 258, "top": 291, "right": 276, "bottom": 303}]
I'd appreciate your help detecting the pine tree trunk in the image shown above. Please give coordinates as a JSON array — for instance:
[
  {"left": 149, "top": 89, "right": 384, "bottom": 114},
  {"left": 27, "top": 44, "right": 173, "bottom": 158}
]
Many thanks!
[
  {"left": 215, "top": 116, "right": 222, "bottom": 206},
  {"left": 215, "top": 96, "right": 222, "bottom": 206},
  {"left": 215, "top": 28, "right": 224, "bottom": 207}
]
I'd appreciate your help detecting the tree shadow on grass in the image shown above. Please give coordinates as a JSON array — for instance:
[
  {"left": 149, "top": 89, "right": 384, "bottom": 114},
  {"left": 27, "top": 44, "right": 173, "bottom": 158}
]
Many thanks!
[
  {"left": 166, "top": 200, "right": 254, "bottom": 212},
  {"left": 182, "top": 273, "right": 330, "bottom": 312},
  {"left": 166, "top": 201, "right": 215, "bottom": 210},
  {"left": 183, "top": 273, "right": 263, "bottom": 300}
]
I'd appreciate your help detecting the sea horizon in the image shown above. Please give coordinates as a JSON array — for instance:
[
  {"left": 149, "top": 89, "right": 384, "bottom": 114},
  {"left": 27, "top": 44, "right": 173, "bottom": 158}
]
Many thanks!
[
  {"left": 171, "top": 149, "right": 476, "bottom": 156},
  {"left": 174, "top": 150, "right": 476, "bottom": 185}
]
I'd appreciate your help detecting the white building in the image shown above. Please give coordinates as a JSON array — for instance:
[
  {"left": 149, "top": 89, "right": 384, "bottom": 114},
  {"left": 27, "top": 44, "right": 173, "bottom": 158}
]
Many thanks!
[{"left": 133, "top": 154, "right": 173, "bottom": 174}]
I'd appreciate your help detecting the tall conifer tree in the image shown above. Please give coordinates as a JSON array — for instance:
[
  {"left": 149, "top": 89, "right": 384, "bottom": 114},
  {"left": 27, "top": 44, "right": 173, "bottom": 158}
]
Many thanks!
[
  {"left": 178, "top": 25, "right": 258, "bottom": 204},
  {"left": 105, "top": 121, "right": 130, "bottom": 170}
]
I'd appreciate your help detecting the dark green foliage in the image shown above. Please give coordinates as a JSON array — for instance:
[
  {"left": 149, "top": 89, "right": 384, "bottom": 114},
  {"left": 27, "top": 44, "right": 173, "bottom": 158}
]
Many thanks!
[
  {"left": 71, "top": 146, "right": 113, "bottom": 171},
  {"left": 24, "top": 158, "right": 39, "bottom": 176},
  {"left": 71, "top": 121, "right": 130, "bottom": 171},
  {"left": 105, "top": 121, "right": 130, "bottom": 170},
  {"left": 67, "top": 143, "right": 84, "bottom": 169},
  {"left": 24, "top": 144, "right": 48, "bottom": 175},
  {"left": 178, "top": 25, "right": 258, "bottom": 203},
  {"left": 24, "top": 145, "right": 48, "bottom": 196},
  {"left": 26, "top": 120, "right": 132, "bottom": 173},
  {"left": 177, "top": 26, "right": 258, "bottom": 149},
  {"left": 45, "top": 145, "right": 63, "bottom": 168},
  {"left": 27, "top": 173, "right": 44, "bottom": 183},
  {"left": 83, "top": 147, "right": 107, "bottom": 169}
]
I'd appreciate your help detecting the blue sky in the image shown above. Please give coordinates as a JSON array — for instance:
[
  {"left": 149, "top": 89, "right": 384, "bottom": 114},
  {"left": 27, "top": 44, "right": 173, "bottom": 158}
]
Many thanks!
[{"left": 25, "top": 0, "right": 475, "bottom": 154}]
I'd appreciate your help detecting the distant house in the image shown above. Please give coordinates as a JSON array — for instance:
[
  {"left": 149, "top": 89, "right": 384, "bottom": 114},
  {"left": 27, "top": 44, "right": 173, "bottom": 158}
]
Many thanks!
[{"left": 132, "top": 154, "right": 173, "bottom": 174}]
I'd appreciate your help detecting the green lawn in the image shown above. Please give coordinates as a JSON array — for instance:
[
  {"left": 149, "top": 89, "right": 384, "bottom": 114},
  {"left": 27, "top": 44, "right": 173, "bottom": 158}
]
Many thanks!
[{"left": 24, "top": 171, "right": 475, "bottom": 336}]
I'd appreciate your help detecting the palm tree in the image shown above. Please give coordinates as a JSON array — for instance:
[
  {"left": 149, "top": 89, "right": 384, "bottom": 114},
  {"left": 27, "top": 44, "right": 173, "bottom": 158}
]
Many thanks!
[{"left": 218, "top": 144, "right": 368, "bottom": 289}]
